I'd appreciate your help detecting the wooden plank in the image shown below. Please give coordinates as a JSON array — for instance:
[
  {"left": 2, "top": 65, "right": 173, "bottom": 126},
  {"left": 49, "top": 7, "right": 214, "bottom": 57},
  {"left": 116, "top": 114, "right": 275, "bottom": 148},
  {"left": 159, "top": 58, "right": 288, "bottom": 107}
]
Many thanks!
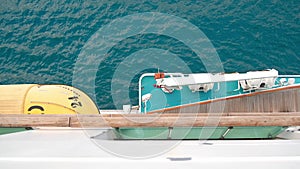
[
  {"left": 1, "top": 113, "right": 300, "bottom": 128},
  {"left": 0, "top": 115, "right": 70, "bottom": 127},
  {"left": 2, "top": 112, "right": 300, "bottom": 117},
  {"left": 149, "top": 86, "right": 300, "bottom": 114},
  {"left": 72, "top": 116, "right": 300, "bottom": 128},
  {"left": 102, "top": 112, "right": 300, "bottom": 117}
]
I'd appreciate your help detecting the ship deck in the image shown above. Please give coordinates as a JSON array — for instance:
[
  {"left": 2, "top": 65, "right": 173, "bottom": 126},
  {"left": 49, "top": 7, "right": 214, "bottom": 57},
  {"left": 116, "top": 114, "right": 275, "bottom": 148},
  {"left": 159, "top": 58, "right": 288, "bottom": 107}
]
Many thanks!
[{"left": 0, "top": 127, "right": 300, "bottom": 169}]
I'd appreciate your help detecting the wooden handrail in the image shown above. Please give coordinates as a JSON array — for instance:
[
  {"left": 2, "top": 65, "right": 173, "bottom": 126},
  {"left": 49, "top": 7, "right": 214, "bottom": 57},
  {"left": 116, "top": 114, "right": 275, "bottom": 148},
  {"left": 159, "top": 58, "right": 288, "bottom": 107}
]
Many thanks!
[
  {"left": 1, "top": 113, "right": 300, "bottom": 128},
  {"left": 1, "top": 112, "right": 300, "bottom": 117}
]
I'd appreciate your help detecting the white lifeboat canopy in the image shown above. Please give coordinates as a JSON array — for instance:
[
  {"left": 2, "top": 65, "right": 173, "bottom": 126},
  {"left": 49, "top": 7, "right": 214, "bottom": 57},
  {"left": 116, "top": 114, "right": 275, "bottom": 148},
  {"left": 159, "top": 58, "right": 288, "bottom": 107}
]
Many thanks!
[{"left": 155, "top": 69, "right": 278, "bottom": 87}]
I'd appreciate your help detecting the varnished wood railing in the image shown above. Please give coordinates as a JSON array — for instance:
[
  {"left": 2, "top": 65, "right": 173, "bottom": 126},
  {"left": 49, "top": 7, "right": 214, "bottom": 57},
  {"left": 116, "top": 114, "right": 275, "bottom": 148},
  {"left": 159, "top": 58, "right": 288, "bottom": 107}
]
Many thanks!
[{"left": 1, "top": 112, "right": 300, "bottom": 128}]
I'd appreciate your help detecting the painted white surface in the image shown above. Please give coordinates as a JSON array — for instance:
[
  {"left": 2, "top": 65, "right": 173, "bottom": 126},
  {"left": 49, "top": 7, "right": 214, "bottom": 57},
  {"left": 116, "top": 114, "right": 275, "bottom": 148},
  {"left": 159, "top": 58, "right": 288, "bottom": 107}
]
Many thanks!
[
  {"left": 162, "top": 69, "right": 278, "bottom": 87},
  {"left": 0, "top": 128, "right": 300, "bottom": 169}
]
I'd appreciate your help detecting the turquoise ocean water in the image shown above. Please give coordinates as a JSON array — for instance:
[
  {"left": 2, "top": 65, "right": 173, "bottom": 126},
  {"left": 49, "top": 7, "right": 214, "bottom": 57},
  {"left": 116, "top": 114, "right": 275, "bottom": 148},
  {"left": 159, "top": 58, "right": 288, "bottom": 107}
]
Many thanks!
[{"left": 0, "top": 0, "right": 299, "bottom": 109}]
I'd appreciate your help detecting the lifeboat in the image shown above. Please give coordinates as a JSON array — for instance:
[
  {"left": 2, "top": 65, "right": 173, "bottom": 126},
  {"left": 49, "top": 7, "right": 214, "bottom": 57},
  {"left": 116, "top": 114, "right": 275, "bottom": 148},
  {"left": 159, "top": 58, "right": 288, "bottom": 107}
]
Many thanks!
[{"left": 0, "top": 84, "right": 99, "bottom": 115}]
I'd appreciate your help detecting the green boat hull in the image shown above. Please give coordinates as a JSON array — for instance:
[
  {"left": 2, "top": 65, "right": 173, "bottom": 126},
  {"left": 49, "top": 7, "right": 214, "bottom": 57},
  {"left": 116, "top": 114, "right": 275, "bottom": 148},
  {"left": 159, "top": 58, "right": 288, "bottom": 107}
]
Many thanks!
[
  {"left": 0, "top": 128, "right": 27, "bottom": 135},
  {"left": 114, "top": 126, "right": 287, "bottom": 140}
]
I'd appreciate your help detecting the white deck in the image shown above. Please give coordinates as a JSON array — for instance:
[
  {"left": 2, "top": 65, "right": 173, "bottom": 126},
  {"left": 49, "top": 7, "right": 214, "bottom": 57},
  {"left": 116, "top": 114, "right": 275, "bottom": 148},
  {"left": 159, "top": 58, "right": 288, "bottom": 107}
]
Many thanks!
[{"left": 0, "top": 128, "right": 300, "bottom": 169}]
